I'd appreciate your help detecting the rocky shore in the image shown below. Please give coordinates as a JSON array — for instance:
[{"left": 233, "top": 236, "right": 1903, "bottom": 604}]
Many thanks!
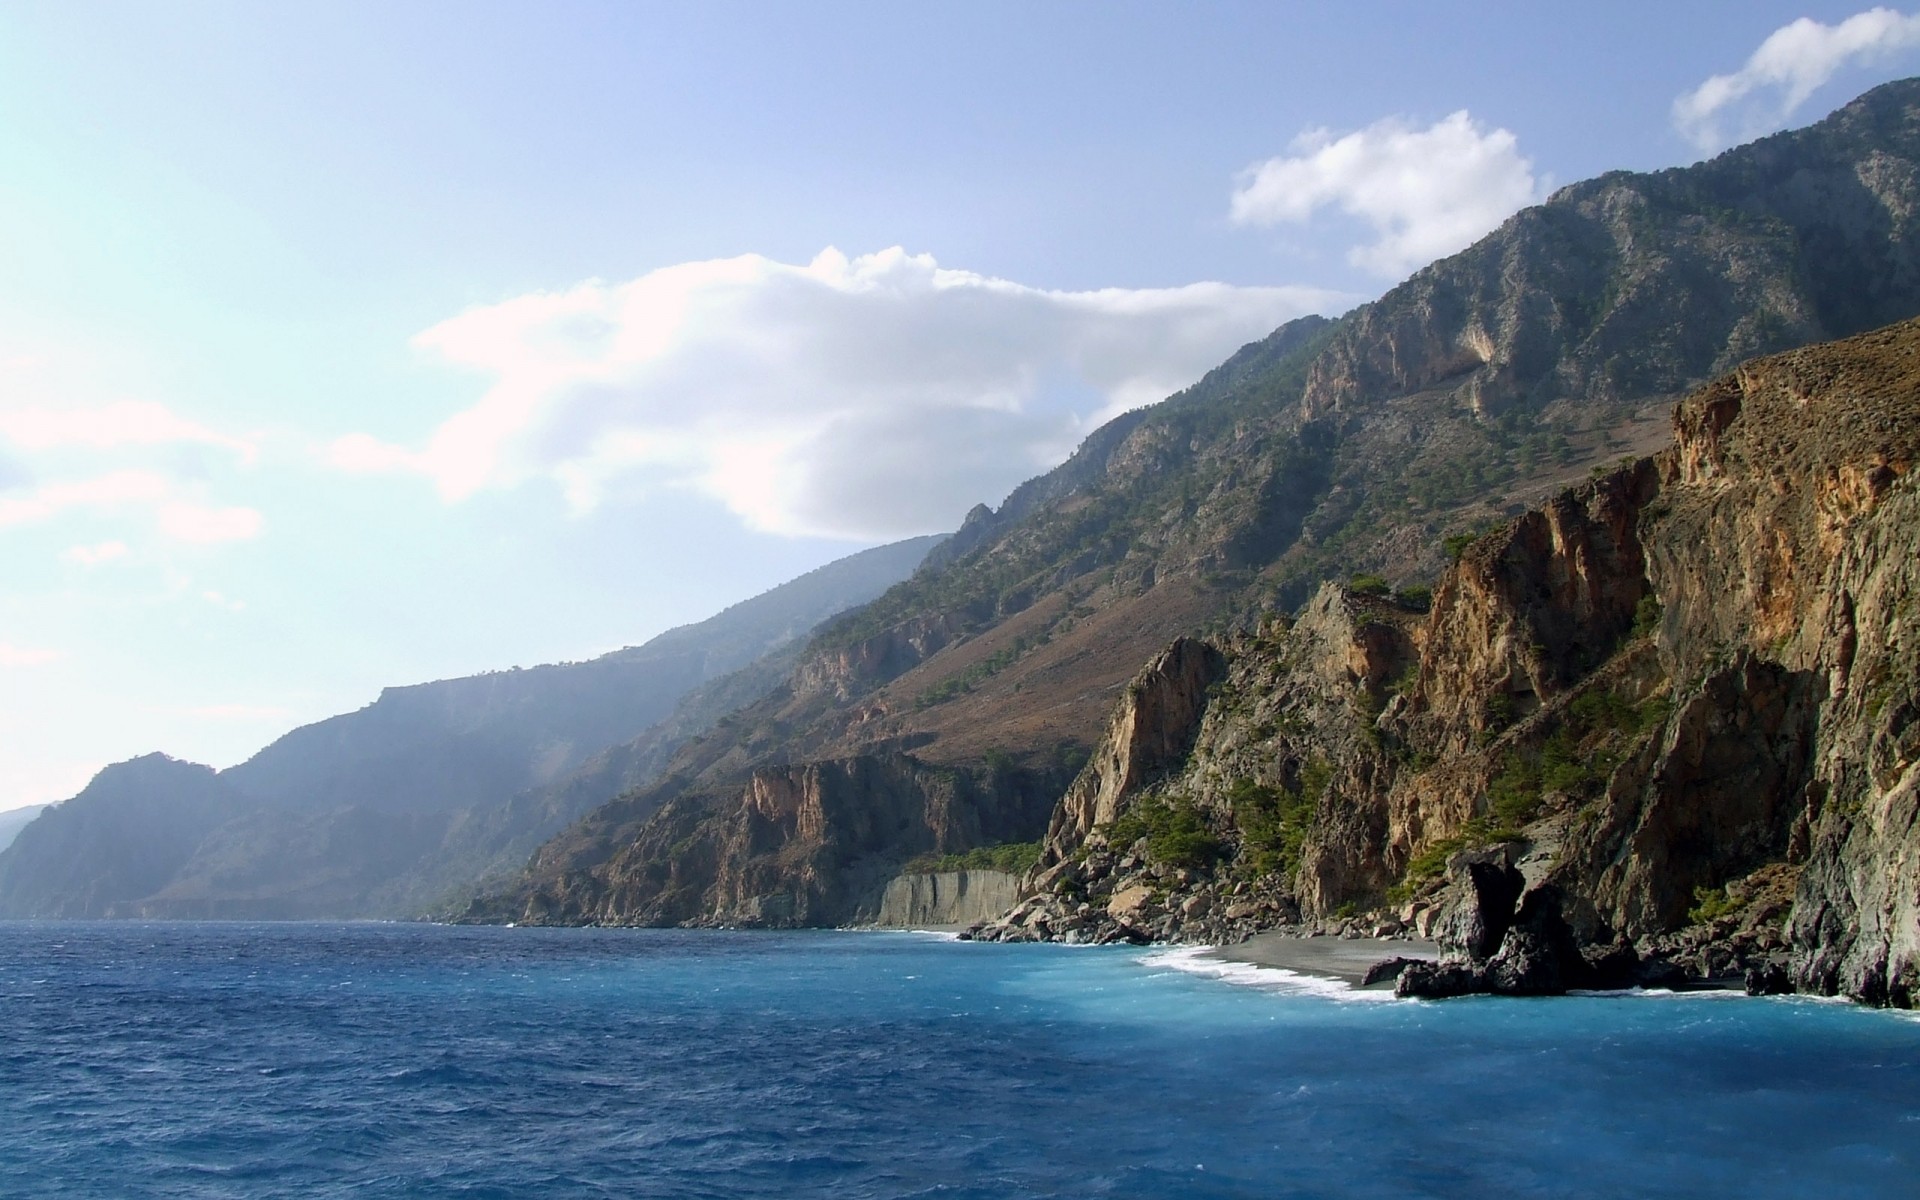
[{"left": 958, "top": 810, "right": 1797, "bottom": 999}]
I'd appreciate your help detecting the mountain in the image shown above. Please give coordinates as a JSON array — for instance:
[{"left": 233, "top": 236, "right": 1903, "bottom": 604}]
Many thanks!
[
  {"left": 0, "top": 535, "right": 942, "bottom": 919},
  {"left": 0, "top": 805, "right": 47, "bottom": 854},
  {"left": 472, "top": 79, "right": 1920, "bottom": 951}
]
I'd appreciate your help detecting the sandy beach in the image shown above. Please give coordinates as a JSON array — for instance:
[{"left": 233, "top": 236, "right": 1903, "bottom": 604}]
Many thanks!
[{"left": 1210, "top": 933, "right": 1443, "bottom": 988}]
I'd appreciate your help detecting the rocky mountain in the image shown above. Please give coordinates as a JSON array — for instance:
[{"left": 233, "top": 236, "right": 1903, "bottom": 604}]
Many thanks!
[
  {"left": 0, "top": 535, "right": 941, "bottom": 919},
  {"left": 969, "top": 316, "right": 1919, "bottom": 1008},
  {"left": 472, "top": 79, "right": 1920, "bottom": 952}
]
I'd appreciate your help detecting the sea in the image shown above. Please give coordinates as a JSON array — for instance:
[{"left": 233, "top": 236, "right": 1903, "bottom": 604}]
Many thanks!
[{"left": 0, "top": 923, "right": 1915, "bottom": 1198}]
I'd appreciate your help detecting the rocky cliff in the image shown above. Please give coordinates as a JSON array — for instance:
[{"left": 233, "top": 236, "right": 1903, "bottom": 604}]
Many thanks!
[
  {"left": 969, "top": 317, "right": 1920, "bottom": 1006},
  {"left": 482, "top": 754, "right": 1060, "bottom": 928},
  {"left": 473, "top": 81, "right": 1920, "bottom": 950}
]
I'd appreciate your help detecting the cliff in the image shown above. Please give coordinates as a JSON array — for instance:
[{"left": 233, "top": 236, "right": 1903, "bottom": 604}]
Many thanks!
[
  {"left": 969, "top": 317, "right": 1920, "bottom": 1006},
  {"left": 484, "top": 754, "right": 1059, "bottom": 928}
]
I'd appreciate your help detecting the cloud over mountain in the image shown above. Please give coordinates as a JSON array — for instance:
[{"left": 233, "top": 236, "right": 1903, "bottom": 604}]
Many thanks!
[
  {"left": 1674, "top": 7, "right": 1920, "bottom": 151},
  {"left": 1229, "top": 111, "right": 1545, "bottom": 278},
  {"left": 330, "top": 248, "right": 1344, "bottom": 540}
]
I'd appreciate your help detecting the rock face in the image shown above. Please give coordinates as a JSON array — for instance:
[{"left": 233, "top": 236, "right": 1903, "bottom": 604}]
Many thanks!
[
  {"left": 871, "top": 870, "right": 1023, "bottom": 928},
  {"left": 1037, "top": 639, "right": 1225, "bottom": 867},
  {"left": 0, "top": 536, "right": 942, "bottom": 919}
]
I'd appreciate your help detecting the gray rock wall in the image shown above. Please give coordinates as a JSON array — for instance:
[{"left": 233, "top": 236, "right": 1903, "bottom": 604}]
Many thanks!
[{"left": 871, "top": 870, "right": 1022, "bottom": 928}]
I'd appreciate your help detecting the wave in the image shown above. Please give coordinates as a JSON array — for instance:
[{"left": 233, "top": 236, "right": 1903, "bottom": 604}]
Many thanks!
[{"left": 1134, "top": 944, "right": 1396, "bottom": 1003}]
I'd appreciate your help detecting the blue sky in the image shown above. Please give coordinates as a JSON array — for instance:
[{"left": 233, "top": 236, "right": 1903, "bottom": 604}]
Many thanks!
[{"left": 2, "top": 2, "right": 1917, "bottom": 810}]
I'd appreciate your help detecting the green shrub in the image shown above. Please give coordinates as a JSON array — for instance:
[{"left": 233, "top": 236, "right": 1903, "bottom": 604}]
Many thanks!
[
  {"left": 1484, "top": 693, "right": 1517, "bottom": 732},
  {"left": 902, "top": 840, "right": 1043, "bottom": 875},
  {"left": 1443, "top": 533, "right": 1478, "bottom": 561},
  {"left": 1227, "top": 777, "right": 1313, "bottom": 879},
  {"left": 1102, "top": 795, "right": 1223, "bottom": 871},
  {"left": 1631, "top": 594, "right": 1662, "bottom": 639},
  {"left": 1348, "top": 573, "right": 1391, "bottom": 597},
  {"left": 1389, "top": 834, "right": 1468, "bottom": 902},
  {"left": 1688, "top": 884, "right": 1740, "bottom": 924},
  {"left": 1393, "top": 584, "right": 1433, "bottom": 611}
]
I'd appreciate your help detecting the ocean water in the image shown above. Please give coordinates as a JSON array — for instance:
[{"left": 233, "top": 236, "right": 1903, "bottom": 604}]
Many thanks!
[{"left": 0, "top": 924, "right": 1915, "bottom": 1199}]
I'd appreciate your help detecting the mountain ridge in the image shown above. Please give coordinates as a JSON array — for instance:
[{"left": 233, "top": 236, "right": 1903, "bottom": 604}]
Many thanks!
[{"left": 0, "top": 535, "right": 943, "bottom": 918}]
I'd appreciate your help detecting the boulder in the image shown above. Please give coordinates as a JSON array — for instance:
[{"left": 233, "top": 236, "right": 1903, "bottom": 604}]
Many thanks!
[
  {"left": 1106, "top": 883, "right": 1155, "bottom": 921},
  {"left": 1395, "top": 959, "right": 1490, "bottom": 999}
]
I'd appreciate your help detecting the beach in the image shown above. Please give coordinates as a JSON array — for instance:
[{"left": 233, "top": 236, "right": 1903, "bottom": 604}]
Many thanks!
[{"left": 1210, "top": 932, "right": 1442, "bottom": 988}]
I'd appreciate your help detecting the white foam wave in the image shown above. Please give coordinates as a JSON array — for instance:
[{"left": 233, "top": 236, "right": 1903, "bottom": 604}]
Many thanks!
[{"left": 1136, "top": 944, "right": 1396, "bottom": 1003}]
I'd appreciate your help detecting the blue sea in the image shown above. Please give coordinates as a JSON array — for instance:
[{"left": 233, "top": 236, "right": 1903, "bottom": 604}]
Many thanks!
[{"left": 1, "top": 924, "right": 1915, "bottom": 1198}]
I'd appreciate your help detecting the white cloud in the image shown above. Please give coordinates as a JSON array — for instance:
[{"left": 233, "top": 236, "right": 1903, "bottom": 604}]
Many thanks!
[
  {"left": 0, "top": 642, "right": 62, "bottom": 667},
  {"left": 1229, "top": 111, "right": 1546, "bottom": 278},
  {"left": 0, "top": 400, "right": 256, "bottom": 461},
  {"left": 61, "top": 540, "right": 130, "bottom": 566},
  {"left": 328, "top": 247, "right": 1345, "bottom": 540},
  {"left": 0, "top": 470, "right": 171, "bottom": 526},
  {"left": 1674, "top": 8, "right": 1920, "bottom": 151},
  {"left": 199, "top": 589, "right": 247, "bottom": 612},
  {"left": 0, "top": 470, "right": 263, "bottom": 543}
]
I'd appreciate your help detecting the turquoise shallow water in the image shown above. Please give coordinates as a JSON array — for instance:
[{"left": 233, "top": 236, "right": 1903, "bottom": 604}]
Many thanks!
[{"left": 0, "top": 922, "right": 1915, "bottom": 1198}]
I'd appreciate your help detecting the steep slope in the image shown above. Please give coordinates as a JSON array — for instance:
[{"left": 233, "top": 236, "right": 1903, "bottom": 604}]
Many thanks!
[
  {"left": 477, "top": 79, "right": 1920, "bottom": 931},
  {"left": 972, "top": 317, "right": 1920, "bottom": 1006},
  {"left": 219, "top": 534, "right": 945, "bottom": 816},
  {"left": 0, "top": 536, "right": 941, "bottom": 919},
  {"left": 0, "top": 805, "right": 47, "bottom": 854}
]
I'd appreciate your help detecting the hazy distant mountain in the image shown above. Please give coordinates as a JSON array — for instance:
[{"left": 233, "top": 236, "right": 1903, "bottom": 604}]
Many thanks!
[
  {"left": 0, "top": 757, "right": 247, "bottom": 919},
  {"left": 0, "top": 535, "right": 943, "bottom": 919},
  {"left": 0, "top": 805, "right": 49, "bottom": 854}
]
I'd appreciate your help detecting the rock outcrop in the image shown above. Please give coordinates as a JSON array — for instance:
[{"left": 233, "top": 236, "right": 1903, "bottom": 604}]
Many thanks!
[{"left": 1036, "top": 638, "right": 1225, "bottom": 868}]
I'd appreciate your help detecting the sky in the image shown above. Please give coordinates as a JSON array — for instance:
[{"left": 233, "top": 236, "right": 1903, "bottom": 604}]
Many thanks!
[{"left": 2, "top": 2, "right": 1918, "bottom": 811}]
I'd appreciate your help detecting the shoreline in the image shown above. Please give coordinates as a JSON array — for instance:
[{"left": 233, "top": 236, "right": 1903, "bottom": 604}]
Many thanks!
[{"left": 1207, "top": 933, "right": 1443, "bottom": 989}]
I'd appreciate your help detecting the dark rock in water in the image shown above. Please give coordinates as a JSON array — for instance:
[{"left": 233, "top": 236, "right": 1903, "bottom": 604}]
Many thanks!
[
  {"left": 1486, "top": 927, "right": 1566, "bottom": 996},
  {"left": 1745, "top": 961, "right": 1794, "bottom": 996},
  {"left": 1576, "top": 940, "right": 1641, "bottom": 990},
  {"left": 1635, "top": 958, "right": 1693, "bottom": 990},
  {"left": 1395, "top": 960, "right": 1490, "bottom": 999},
  {"left": 1361, "top": 957, "right": 1424, "bottom": 987}
]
